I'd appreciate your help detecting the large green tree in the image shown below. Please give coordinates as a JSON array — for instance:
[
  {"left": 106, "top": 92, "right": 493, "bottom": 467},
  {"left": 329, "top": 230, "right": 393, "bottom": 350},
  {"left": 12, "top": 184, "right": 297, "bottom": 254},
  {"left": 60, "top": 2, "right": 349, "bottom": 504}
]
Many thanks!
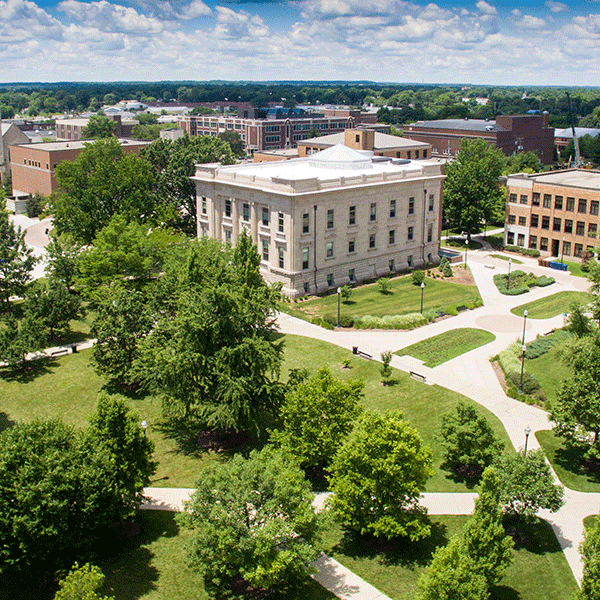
[
  {"left": 54, "top": 563, "right": 114, "bottom": 600},
  {"left": 329, "top": 410, "right": 434, "bottom": 540},
  {"left": 443, "top": 138, "right": 506, "bottom": 235},
  {"left": 578, "top": 512, "right": 600, "bottom": 600},
  {"left": 181, "top": 448, "right": 321, "bottom": 598},
  {"left": 0, "top": 312, "right": 46, "bottom": 367},
  {"left": 82, "top": 115, "right": 117, "bottom": 139}
]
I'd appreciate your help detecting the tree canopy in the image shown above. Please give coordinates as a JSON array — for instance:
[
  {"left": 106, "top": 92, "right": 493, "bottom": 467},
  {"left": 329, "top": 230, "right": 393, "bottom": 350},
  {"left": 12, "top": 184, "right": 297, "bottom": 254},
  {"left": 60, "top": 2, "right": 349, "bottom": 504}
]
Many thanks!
[
  {"left": 578, "top": 513, "right": 600, "bottom": 600},
  {"left": 82, "top": 115, "right": 117, "bottom": 139}
]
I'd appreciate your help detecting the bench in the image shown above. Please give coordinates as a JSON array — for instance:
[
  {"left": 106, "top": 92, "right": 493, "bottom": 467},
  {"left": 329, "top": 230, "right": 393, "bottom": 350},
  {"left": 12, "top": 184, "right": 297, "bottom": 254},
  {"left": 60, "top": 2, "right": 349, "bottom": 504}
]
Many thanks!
[
  {"left": 456, "top": 305, "right": 468, "bottom": 312},
  {"left": 358, "top": 351, "right": 372, "bottom": 360},
  {"left": 410, "top": 371, "right": 427, "bottom": 383},
  {"left": 484, "top": 264, "right": 495, "bottom": 269},
  {"left": 49, "top": 348, "right": 70, "bottom": 358}
]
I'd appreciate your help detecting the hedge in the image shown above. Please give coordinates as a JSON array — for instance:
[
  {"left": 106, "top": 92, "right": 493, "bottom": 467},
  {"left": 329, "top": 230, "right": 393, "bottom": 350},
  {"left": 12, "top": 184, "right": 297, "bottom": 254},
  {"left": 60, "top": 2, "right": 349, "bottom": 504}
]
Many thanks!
[{"left": 505, "top": 245, "right": 541, "bottom": 257}]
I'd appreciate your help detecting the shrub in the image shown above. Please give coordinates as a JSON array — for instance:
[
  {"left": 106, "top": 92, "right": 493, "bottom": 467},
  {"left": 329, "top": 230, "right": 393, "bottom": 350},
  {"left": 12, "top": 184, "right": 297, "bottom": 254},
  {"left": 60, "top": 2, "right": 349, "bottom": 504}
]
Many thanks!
[
  {"left": 354, "top": 311, "right": 435, "bottom": 330},
  {"left": 339, "top": 315, "right": 354, "bottom": 328},
  {"left": 26, "top": 194, "right": 45, "bottom": 218},
  {"left": 412, "top": 270, "right": 425, "bottom": 285},
  {"left": 498, "top": 342, "right": 521, "bottom": 375},
  {"left": 536, "top": 275, "right": 555, "bottom": 287},
  {"left": 377, "top": 277, "right": 391, "bottom": 294},
  {"left": 322, "top": 314, "right": 337, "bottom": 327},
  {"left": 507, "top": 371, "right": 541, "bottom": 394},
  {"left": 340, "top": 285, "right": 353, "bottom": 302},
  {"left": 505, "top": 245, "right": 541, "bottom": 257},
  {"left": 525, "top": 331, "right": 569, "bottom": 359}
]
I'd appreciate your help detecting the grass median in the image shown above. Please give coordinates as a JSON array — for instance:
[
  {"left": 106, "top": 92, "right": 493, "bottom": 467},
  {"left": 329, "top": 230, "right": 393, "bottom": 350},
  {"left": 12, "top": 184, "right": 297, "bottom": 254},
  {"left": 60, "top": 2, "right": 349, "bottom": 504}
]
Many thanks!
[{"left": 510, "top": 291, "right": 593, "bottom": 319}]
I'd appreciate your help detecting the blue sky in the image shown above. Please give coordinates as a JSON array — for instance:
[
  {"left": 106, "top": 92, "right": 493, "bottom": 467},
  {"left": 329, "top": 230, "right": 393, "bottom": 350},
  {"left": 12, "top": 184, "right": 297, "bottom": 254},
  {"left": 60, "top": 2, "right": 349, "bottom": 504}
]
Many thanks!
[{"left": 1, "top": 0, "right": 599, "bottom": 85}]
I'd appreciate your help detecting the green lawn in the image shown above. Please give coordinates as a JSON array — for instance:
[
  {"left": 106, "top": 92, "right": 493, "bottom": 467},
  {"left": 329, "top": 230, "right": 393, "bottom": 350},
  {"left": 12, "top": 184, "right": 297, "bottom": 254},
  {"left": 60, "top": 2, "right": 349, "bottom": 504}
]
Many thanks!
[
  {"left": 395, "top": 328, "right": 496, "bottom": 367},
  {"left": 565, "top": 261, "right": 587, "bottom": 278},
  {"left": 490, "top": 254, "right": 523, "bottom": 264},
  {"left": 321, "top": 516, "right": 577, "bottom": 600},
  {"left": 510, "top": 291, "right": 593, "bottom": 319},
  {"left": 443, "top": 237, "right": 482, "bottom": 250},
  {"left": 524, "top": 344, "right": 570, "bottom": 405},
  {"left": 284, "top": 275, "right": 481, "bottom": 322}
]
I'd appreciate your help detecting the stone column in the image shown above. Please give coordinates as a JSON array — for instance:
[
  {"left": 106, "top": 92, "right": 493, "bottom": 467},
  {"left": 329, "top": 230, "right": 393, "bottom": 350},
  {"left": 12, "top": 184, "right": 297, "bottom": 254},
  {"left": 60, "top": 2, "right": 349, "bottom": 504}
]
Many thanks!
[
  {"left": 213, "top": 195, "right": 222, "bottom": 240},
  {"left": 231, "top": 197, "right": 240, "bottom": 242},
  {"left": 250, "top": 201, "right": 258, "bottom": 242}
]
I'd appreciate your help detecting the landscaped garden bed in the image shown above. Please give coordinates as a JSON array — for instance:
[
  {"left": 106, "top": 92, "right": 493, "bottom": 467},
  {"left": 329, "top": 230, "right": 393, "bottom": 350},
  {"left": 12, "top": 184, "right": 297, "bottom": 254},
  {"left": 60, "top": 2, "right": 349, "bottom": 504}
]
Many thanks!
[{"left": 493, "top": 270, "right": 555, "bottom": 295}]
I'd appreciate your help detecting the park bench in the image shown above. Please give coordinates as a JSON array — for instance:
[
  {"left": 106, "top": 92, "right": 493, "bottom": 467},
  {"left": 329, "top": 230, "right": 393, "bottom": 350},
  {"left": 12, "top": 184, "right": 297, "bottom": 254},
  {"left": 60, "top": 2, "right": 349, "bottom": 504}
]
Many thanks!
[
  {"left": 49, "top": 348, "right": 70, "bottom": 358},
  {"left": 410, "top": 371, "right": 426, "bottom": 383}
]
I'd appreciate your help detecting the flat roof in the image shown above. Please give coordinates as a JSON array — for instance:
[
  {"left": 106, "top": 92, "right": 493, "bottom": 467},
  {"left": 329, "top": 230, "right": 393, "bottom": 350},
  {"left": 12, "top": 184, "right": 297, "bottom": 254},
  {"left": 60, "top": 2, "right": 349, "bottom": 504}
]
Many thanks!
[
  {"left": 13, "top": 138, "right": 149, "bottom": 152},
  {"left": 407, "top": 119, "right": 505, "bottom": 132},
  {"left": 298, "top": 131, "right": 428, "bottom": 150},
  {"left": 528, "top": 169, "right": 600, "bottom": 190}
]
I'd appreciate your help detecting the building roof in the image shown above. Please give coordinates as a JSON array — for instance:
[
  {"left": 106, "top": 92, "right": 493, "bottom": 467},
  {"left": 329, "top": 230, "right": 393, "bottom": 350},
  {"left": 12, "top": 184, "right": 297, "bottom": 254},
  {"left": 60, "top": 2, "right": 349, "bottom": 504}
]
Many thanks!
[
  {"left": 55, "top": 118, "right": 90, "bottom": 127},
  {"left": 12, "top": 138, "right": 150, "bottom": 152},
  {"left": 555, "top": 127, "right": 600, "bottom": 139},
  {"left": 299, "top": 131, "right": 429, "bottom": 150},
  {"left": 406, "top": 119, "right": 505, "bottom": 132},
  {"left": 510, "top": 169, "right": 600, "bottom": 191}
]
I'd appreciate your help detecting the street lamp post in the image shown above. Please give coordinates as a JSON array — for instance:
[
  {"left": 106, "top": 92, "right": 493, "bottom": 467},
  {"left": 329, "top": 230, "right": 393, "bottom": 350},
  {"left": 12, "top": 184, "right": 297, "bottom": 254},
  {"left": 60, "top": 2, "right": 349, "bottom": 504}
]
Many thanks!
[
  {"left": 141, "top": 420, "right": 148, "bottom": 437},
  {"left": 337, "top": 287, "right": 341, "bottom": 328},
  {"left": 522, "top": 309, "right": 528, "bottom": 344},
  {"left": 519, "top": 343, "right": 526, "bottom": 394},
  {"left": 524, "top": 424, "right": 532, "bottom": 454},
  {"left": 464, "top": 240, "right": 468, "bottom": 270},
  {"left": 507, "top": 258, "right": 512, "bottom": 290},
  {"left": 420, "top": 282, "right": 425, "bottom": 314}
]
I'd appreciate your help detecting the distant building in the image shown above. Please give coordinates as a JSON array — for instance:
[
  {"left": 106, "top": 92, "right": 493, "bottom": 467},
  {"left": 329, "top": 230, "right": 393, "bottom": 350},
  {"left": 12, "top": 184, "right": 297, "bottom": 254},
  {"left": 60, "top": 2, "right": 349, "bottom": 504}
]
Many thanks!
[
  {"left": 404, "top": 114, "right": 555, "bottom": 164},
  {"left": 1, "top": 122, "right": 29, "bottom": 182},
  {"left": 159, "top": 128, "right": 185, "bottom": 142},
  {"left": 193, "top": 144, "right": 444, "bottom": 297},
  {"left": 10, "top": 138, "right": 150, "bottom": 197},
  {"left": 55, "top": 115, "right": 137, "bottom": 141},
  {"left": 554, "top": 127, "right": 600, "bottom": 155},
  {"left": 503, "top": 169, "right": 600, "bottom": 260}
]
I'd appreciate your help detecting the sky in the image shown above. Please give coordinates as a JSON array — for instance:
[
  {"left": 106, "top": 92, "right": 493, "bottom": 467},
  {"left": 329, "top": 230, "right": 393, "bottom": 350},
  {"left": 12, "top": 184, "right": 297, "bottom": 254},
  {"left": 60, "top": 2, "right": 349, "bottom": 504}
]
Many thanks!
[{"left": 1, "top": 0, "right": 600, "bottom": 86}]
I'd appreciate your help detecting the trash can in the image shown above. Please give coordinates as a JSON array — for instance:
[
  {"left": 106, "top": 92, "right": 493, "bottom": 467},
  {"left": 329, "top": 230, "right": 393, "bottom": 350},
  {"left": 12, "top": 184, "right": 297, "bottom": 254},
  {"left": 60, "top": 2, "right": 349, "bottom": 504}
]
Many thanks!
[{"left": 352, "top": 346, "right": 358, "bottom": 355}]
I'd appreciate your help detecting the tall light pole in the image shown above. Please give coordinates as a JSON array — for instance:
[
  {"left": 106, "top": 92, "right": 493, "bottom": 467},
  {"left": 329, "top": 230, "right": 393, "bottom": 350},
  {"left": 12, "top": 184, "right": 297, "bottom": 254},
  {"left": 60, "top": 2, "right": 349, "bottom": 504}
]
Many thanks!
[
  {"left": 561, "top": 236, "right": 565, "bottom": 264},
  {"left": 420, "top": 282, "right": 425, "bottom": 314},
  {"left": 337, "top": 287, "right": 341, "bottom": 328},
  {"left": 519, "top": 343, "right": 526, "bottom": 394},
  {"left": 524, "top": 424, "right": 532, "bottom": 454},
  {"left": 507, "top": 258, "right": 512, "bottom": 290},
  {"left": 522, "top": 309, "right": 528, "bottom": 344},
  {"left": 464, "top": 239, "right": 468, "bottom": 270}
]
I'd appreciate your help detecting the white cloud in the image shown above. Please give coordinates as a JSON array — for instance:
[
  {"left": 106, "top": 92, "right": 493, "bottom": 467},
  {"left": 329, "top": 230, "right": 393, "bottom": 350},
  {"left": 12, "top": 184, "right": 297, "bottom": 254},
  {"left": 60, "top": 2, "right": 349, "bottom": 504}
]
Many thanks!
[
  {"left": 213, "top": 6, "right": 269, "bottom": 38},
  {"left": 573, "top": 14, "right": 600, "bottom": 34},
  {"left": 476, "top": 1, "right": 497, "bottom": 16},
  {"left": 545, "top": 1, "right": 568, "bottom": 13},
  {"left": 0, "top": 0, "right": 63, "bottom": 42},
  {"left": 179, "top": 0, "right": 211, "bottom": 19},
  {"left": 511, "top": 11, "right": 546, "bottom": 29}
]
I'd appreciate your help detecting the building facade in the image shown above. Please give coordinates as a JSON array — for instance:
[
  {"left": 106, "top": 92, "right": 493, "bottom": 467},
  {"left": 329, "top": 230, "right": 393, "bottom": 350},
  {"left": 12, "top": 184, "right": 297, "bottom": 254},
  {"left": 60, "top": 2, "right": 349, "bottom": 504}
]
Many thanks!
[
  {"left": 404, "top": 114, "right": 555, "bottom": 164},
  {"left": 504, "top": 169, "right": 600, "bottom": 260},
  {"left": 193, "top": 144, "right": 444, "bottom": 297},
  {"left": 1, "top": 123, "right": 29, "bottom": 181},
  {"left": 55, "top": 115, "right": 136, "bottom": 141}
]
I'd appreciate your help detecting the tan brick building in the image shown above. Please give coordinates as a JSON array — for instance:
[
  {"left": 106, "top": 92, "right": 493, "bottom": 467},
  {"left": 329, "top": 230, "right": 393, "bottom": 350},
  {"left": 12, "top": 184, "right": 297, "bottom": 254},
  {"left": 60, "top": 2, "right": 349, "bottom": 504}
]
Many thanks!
[
  {"left": 55, "top": 115, "right": 136, "bottom": 141},
  {"left": 504, "top": 169, "right": 600, "bottom": 260}
]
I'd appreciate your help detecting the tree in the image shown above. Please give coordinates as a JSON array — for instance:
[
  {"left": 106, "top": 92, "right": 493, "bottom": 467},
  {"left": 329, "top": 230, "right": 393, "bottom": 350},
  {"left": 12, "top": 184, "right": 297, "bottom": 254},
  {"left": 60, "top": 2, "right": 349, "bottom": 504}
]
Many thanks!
[
  {"left": 82, "top": 115, "right": 117, "bottom": 139},
  {"left": 578, "top": 512, "right": 600, "bottom": 600},
  {"left": 0, "top": 211, "right": 37, "bottom": 310},
  {"left": 52, "top": 138, "right": 157, "bottom": 244},
  {"left": 329, "top": 411, "right": 434, "bottom": 540},
  {"left": 219, "top": 130, "right": 245, "bottom": 156},
  {"left": 566, "top": 301, "right": 592, "bottom": 338},
  {"left": 443, "top": 138, "right": 506, "bottom": 236},
  {"left": 503, "top": 151, "right": 542, "bottom": 175},
  {"left": 181, "top": 448, "right": 321, "bottom": 598},
  {"left": 45, "top": 234, "right": 81, "bottom": 290},
  {"left": 271, "top": 366, "right": 363, "bottom": 470},
  {"left": 380, "top": 350, "right": 393, "bottom": 385},
  {"left": 462, "top": 467, "right": 513, "bottom": 586},
  {"left": 0, "top": 312, "right": 46, "bottom": 367},
  {"left": 417, "top": 536, "right": 489, "bottom": 600},
  {"left": 340, "top": 284, "right": 353, "bottom": 302},
  {"left": 54, "top": 563, "right": 113, "bottom": 600},
  {"left": 437, "top": 401, "right": 504, "bottom": 475},
  {"left": 495, "top": 449, "right": 564, "bottom": 521}
]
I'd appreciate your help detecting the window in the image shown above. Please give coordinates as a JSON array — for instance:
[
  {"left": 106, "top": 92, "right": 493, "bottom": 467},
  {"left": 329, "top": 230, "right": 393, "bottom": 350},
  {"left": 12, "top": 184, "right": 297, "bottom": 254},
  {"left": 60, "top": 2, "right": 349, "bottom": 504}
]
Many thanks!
[
  {"left": 519, "top": 216, "right": 527, "bottom": 226},
  {"left": 508, "top": 215, "right": 516, "bottom": 225},
  {"left": 303, "top": 282, "right": 309, "bottom": 293},
  {"left": 407, "top": 255, "right": 413, "bottom": 267},
  {"left": 326, "top": 242, "right": 334, "bottom": 258},
  {"left": 302, "top": 212, "right": 309, "bottom": 234},
  {"left": 423, "top": 150, "right": 428, "bottom": 158},
  {"left": 591, "top": 201, "right": 599, "bottom": 216},
  {"left": 540, "top": 237, "right": 548, "bottom": 251},
  {"left": 225, "top": 198, "right": 232, "bottom": 218},
  {"left": 509, "top": 193, "right": 517, "bottom": 203},
  {"left": 370, "top": 203, "right": 377, "bottom": 221},
  {"left": 262, "top": 239, "right": 269, "bottom": 261},
  {"left": 564, "top": 219, "right": 573, "bottom": 233},
  {"left": 555, "top": 196, "right": 563, "bottom": 210},
  {"left": 201, "top": 197, "right": 207, "bottom": 215},
  {"left": 529, "top": 235, "right": 537, "bottom": 249},
  {"left": 563, "top": 241, "right": 571, "bottom": 256},
  {"left": 262, "top": 207, "right": 269, "bottom": 226},
  {"left": 389, "top": 230, "right": 395, "bottom": 244},
  {"left": 408, "top": 197, "right": 415, "bottom": 214},
  {"left": 428, "top": 194, "right": 434, "bottom": 211},
  {"left": 302, "top": 247, "right": 309, "bottom": 270},
  {"left": 543, "top": 194, "right": 552, "bottom": 208},
  {"left": 408, "top": 226, "right": 414, "bottom": 240},
  {"left": 278, "top": 246, "right": 284, "bottom": 269},
  {"left": 355, "top": 134, "right": 360, "bottom": 143},
  {"left": 390, "top": 199, "right": 396, "bottom": 218},
  {"left": 415, "top": 150, "right": 420, "bottom": 159},
  {"left": 520, "top": 194, "right": 528, "bottom": 205},
  {"left": 369, "top": 234, "right": 376, "bottom": 249},
  {"left": 348, "top": 268, "right": 355, "bottom": 281},
  {"left": 532, "top": 193, "right": 540, "bottom": 206},
  {"left": 277, "top": 212, "right": 284, "bottom": 233},
  {"left": 541, "top": 216, "right": 550, "bottom": 230},
  {"left": 407, "top": 150, "right": 412, "bottom": 159},
  {"left": 243, "top": 203, "right": 250, "bottom": 221},
  {"left": 566, "top": 197, "right": 575, "bottom": 211},
  {"left": 589, "top": 223, "right": 597, "bottom": 238},
  {"left": 517, "top": 233, "right": 525, "bottom": 247},
  {"left": 579, "top": 199, "right": 587, "bottom": 213},
  {"left": 577, "top": 221, "right": 585, "bottom": 236},
  {"left": 575, "top": 243, "right": 583, "bottom": 258},
  {"left": 531, "top": 214, "right": 539, "bottom": 227},
  {"left": 507, "top": 232, "right": 515, "bottom": 245},
  {"left": 389, "top": 259, "right": 395, "bottom": 272},
  {"left": 427, "top": 223, "right": 433, "bottom": 242},
  {"left": 553, "top": 218, "right": 562, "bottom": 232},
  {"left": 327, "top": 273, "right": 333, "bottom": 287},
  {"left": 348, "top": 239, "right": 355, "bottom": 253},
  {"left": 349, "top": 205, "right": 356, "bottom": 225},
  {"left": 327, "top": 209, "right": 334, "bottom": 229},
  {"left": 225, "top": 229, "right": 231, "bottom": 244}
]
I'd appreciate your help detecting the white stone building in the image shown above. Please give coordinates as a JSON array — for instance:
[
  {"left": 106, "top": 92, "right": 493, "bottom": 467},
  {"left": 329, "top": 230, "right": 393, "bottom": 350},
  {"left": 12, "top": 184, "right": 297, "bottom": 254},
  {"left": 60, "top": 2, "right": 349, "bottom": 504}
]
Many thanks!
[{"left": 193, "top": 144, "right": 445, "bottom": 297}]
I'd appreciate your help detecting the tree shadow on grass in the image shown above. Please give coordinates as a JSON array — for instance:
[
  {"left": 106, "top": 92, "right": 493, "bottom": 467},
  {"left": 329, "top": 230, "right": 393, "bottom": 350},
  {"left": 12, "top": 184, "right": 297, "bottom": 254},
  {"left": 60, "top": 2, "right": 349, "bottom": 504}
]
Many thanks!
[
  {"left": 504, "top": 517, "right": 563, "bottom": 556},
  {"left": 101, "top": 379, "right": 151, "bottom": 402},
  {"left": 0, "top": 411, "right": 15, "bottom": 433},
  {"left": 333, "top": 519, "right": 448, "bottom": 568},
  {"left": 490, "top": 585, "right": 521, "bottom": 600},
  {"left": 554, "top": 443, "right": 600, "bottom": 486},
  {"left": 0, "top": 356, "right": 61, "bottom": 384},
  {"left": 442, "top": 463, "right": 482, "bottom": 490}
]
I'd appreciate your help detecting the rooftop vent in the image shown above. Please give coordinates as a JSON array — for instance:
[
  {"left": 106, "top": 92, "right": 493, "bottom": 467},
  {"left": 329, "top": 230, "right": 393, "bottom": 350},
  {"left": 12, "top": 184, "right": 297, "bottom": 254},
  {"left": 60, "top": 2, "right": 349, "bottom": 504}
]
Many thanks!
[
  {"left": 391, "top": 158, "right": 411, "bottom": 165},
  {"left": 371, "top": 156, "right": 391, "bottom": 163}
]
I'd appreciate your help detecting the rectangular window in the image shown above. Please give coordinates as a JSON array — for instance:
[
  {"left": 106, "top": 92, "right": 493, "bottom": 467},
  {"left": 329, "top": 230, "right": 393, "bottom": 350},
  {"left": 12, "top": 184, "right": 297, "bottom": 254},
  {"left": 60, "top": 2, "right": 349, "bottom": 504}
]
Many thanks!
[
  {"left": 327, "top": 273, "right": 333, "bottom": 287},
  {"left": 540, "top": 237, "right": 548, "bottom": 251},
  {"left": 591, "top": 201, "right": 599, "bottom": 216},
  {"left": 543, "top": 194, "right": 552, "bottom": 208},
  {"left": 225, "top": 198, "right": 231, "bottom": 218},
  {"left": 509, "top": 193, "right": 517, "bottom": 203},
  {"left": 553, "top": 218, "right": 562, "bottom": 232},
  {"left": 520, "top": 194, "right": 529, "bottom": 205},
  {"left": 348, "top": 239, "right": 355, "bottom": 253},
  {"left": 327, "top": 209, "right": 334, "bottom": 229},
  {"left": 370, "top": 203, "right": 377, "bottom": 221},
  {"left": 577, "top": 221, "right": 585, "bottom": 236},
  {"left": 349, "top": 205, "right": 356, "bottom": 225},
  {"left": 390, "top": 199, "right": 396, "bottom": 218},
  {"left": 531, "top": 214, "right": 539, "bottom": 227},
  {"left": 529, "top": 235, "right": 537, "bottom": 249},
  {"left": 278, "top": 246, "right": 284, "bottom": 268},
  {"left": 579, "top": 199, "right": 587, "bottom": 213},
  {"left": 519, "top": 216, "right": 527, "bottom": 226},
  {"left": 243, "top": 203, "right": 250, "bottom": 221},
  {"left": 589, "top": 223, "right": 597, "bottom": 238},
  {"left": 555, "top": 196, "right": 563, "bottom": 210},
  {"left": 427, "top": 223, "right": 433, "bottom": 242},
  {"left": 563, "top": 241, "right": 571, "bottom": 256},
  {"left": 428, "top": 194, "right": 434, "bottom": 211},
  {"left": 508, "top": 215, "right": 516, "bottom": 225},
  {"left": 541, "top": 216, "right": 550, "bottom": 230},
  {"left": 507, "top": 232, "right": 515, "bottom": 245},
  {"left": 408, "top": 197, "right": 415, "bottom": 214},
  {"left": 303, "top": 282, "right": 309, "bottom": 293},
  {"left": 564, "top": 219, "right": 573, "bottom": 233},
  {"left": 407, "top": 150, "right": 412, "bottom": 159},
  {"left": 408, "top": 226, "right": 414, "bottom": 240},
  {"left": 389, "top": 259, "right": 395, "bottom": 272},
  {"left": 389, "top": 230, "right": 395, "bottom": 245},
  {"left": 369, "top": 234, "right": 376, "bottom": 249},
  {"left": 517, "top": 233, "right": 525, "bottom": 247},
  {"left": 575, "top": 243, "right": 583, "bottom": 258},
  {"left": 302, "top": 247, "right": 309, "bottom": 270},
  {"left": 326, "top": 241, "right": 334, "bottom": 258},
  {"left": 302, "top": 212, "right": 309, "bottom": 234},
  {"left": 567, "top": 197, "right": 575, "bottom": 211},
  {"left": 532, "top": 193, "right": 540, "bottom": 206},
  {"left": 348, "top": 268, "right": 355, "bottom": 281},
  {"left": 423, "top": 150, "right": 428, "bottom": 158},
  {"left": 225, "top": 229, "right": 231, "bottom": 244},
  {"left": 407, "top": 255, "right": 413, "bottom": 267},
  {"left": 201, "top": 197, "right": 207, "bottom": 215},
  {"left": 278, "top": 212, "right": 284, "bottom": 233},
  {"left": 262, "top": 239, "right": 269, "bottom": 261},
  {"left": 262, "top": 207, "right": 269, "bottom": 226},
  {"left": 415, "top": 150, "right": 420, "bottom": 159}
]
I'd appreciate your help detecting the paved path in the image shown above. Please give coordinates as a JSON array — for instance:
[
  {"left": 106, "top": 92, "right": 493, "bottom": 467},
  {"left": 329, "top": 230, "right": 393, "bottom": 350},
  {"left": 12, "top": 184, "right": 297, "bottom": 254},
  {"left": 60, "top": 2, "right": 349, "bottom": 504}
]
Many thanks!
[{"left": 8, "top": 214, "right": 52, "bottom": 280}]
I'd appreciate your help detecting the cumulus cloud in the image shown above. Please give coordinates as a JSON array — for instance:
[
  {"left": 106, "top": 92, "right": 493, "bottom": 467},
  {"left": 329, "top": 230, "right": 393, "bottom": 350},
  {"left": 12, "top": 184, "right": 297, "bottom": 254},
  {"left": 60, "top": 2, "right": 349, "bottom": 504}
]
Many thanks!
[
  {"left": 0, "top": 0, "right": 63, "bottom": 41},
  {"left": 511, "top": 10, "right": 546, "bottom": 29},
  {"left": 476, "top": 1, "right": 497, "bottom": 16},
  {"left": 213, "top": 6, "right": 269, "bottom": 38},
  {"left": 545, "top": 1, "right": 568, "bottom": 13}
]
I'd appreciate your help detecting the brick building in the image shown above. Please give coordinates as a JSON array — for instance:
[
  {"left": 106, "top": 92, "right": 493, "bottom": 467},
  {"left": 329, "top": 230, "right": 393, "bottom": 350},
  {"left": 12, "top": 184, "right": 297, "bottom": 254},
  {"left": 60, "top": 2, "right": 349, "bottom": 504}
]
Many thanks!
[
  {"left": 503, "top": 169, "right": 600, "bottom": 260},
  {"left": 404, "top": 114, "right": 555, "bottom": 164},
  {"left": 1, "top": 122, "right": 29, "bottom": 181},
  {"left": 55, "top": 115, "right": 136, "bottom": 141},
  {"left": 10, "top": 139, "right": 149, "bottom": 197}
]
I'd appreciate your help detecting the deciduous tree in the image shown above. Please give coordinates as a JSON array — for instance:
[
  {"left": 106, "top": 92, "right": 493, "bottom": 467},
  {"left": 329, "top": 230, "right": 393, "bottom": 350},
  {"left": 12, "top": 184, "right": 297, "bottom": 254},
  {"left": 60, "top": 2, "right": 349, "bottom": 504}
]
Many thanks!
[
  {"left": 578, "top": 512, "right": 600, "bottom": 600},
  {"left": 82, "top": 114, "right": 117, "bottom": 139},
  {"left": 54, "top": 563, "right": 113, "bottom": 600},
  {"left": 0, "top": 312, "right": 46, "bottom": 367}
]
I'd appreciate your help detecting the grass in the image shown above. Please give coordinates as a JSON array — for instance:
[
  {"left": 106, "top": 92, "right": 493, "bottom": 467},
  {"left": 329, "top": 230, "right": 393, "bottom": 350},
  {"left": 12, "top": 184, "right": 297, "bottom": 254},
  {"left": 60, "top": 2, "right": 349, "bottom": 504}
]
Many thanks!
[
  {"left": 395, "top": 328, "right": 496, "bottom": 367},
  {"left": 491, "top": 254, "right": 523, "bottom": 264},
  {"left": 565, "top": 261, "right": 587, "bottom": 278},
  {"left": 510, "top": 291, "right": 593, "bottom": 319},
  {"left": 443, "top": 237, "right": 483, "bottom": 250},
  {"left": 284, "top": 275, "right": 481, "bottom": 322},
  {"left": 320, "top": 516, "right": 577, "bottom": 600},
  {"left": 487, "top": 232, "right": 505, "bottom": 249},
  {"left": 524, "top": 344, "right": 570, "bottom": 405}
]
